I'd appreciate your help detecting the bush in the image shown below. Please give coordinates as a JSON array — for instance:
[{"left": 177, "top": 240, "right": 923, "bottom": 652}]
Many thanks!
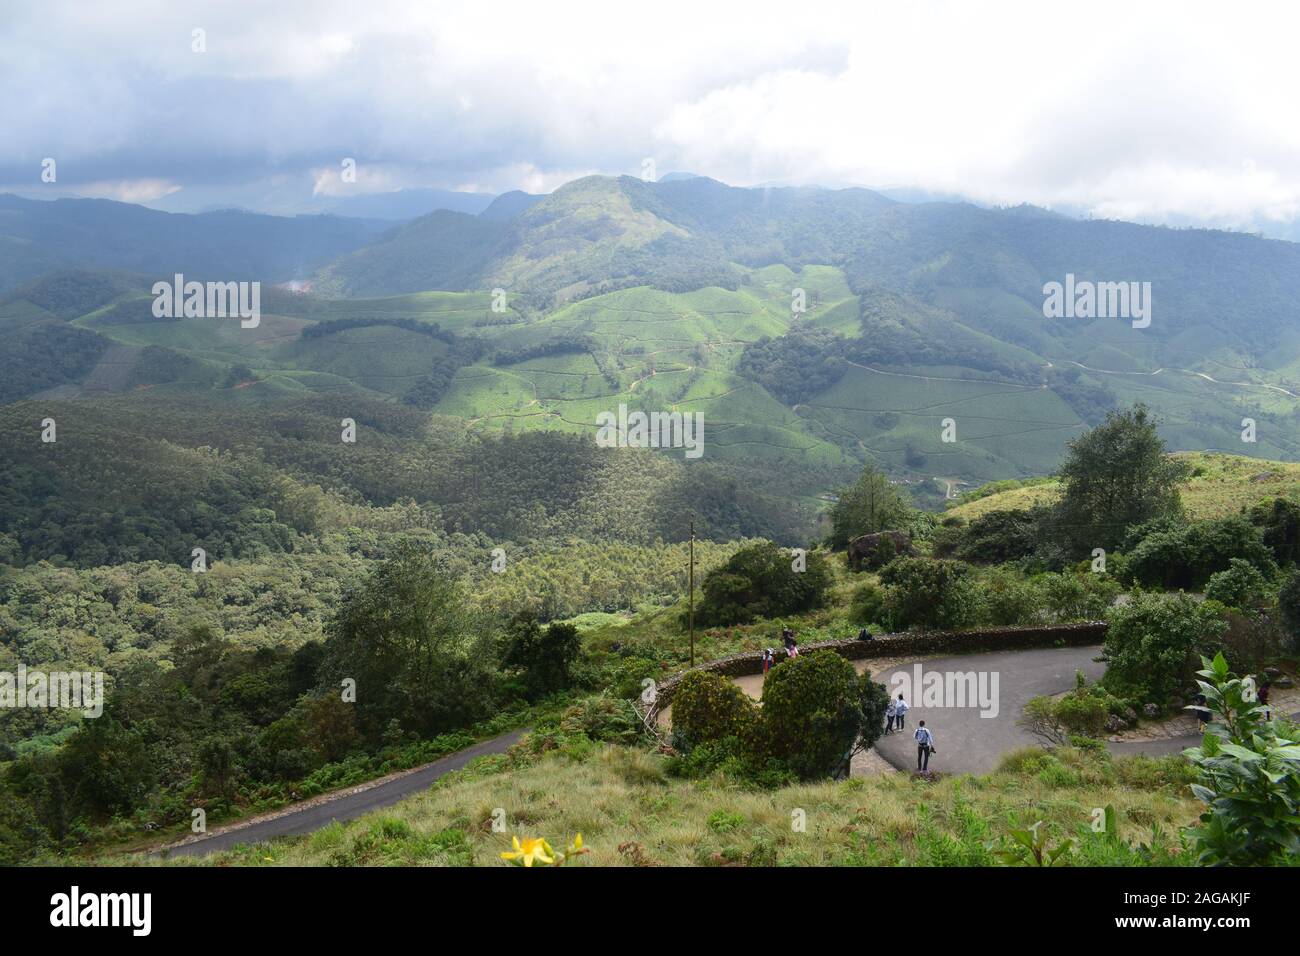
[
  {"left": 557, "top": 693, "right": 643, "bottom": 744},
  {"left": 1184, "top": 652, "right": 1300, "bottom": 865},
  {"left": 1101, "top": 593, "right": 1227, "bottom": 707},
  {"left": 1204, "top": 558, "right": 1270, "bottom": 610},
  {"left": 1125, "top": 516, "right": 1277, "bottom": 591},
  {"left": 756, "top": 651, "right": 865, "bottom": 780},
  {"left": 1040, "top": 571, "right": 1121, "bottom": 622},
  {"left": 1250, "top": 496, "right": 1300, "bottom": 566},
  {"left": 1276, "top": 569, "right": 1300, "bottom": 652},
  {"left": 878, "top": 557, "right": 979, "bottom": 630},
  {"left": 950, "top": 509, "right": 1040, "bottom": 564},
  {"left": 1020, "top": 692, "right": 1108, "bottom": 746},
  {"left": 1219, "top": 610, "right": 1287, "bottom": 677},
  {"left": 696, "top": 542, "right": 832, "bottom": 627},
  {"left": 501, "top": 612, "right": 583, "bottom": 701},
  {"left": 848, "top": 581, "right": 886, "bottom": 625},
  {"left": 669, "top": 670, "right": 758, "bottom": 751},
  {"left": 978, "top": 567, "right": 1042, "bottom": 626}
]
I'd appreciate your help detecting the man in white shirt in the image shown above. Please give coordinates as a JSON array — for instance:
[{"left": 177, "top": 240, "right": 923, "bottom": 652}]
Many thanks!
[
  {"left": 894, "top": 693, "right": 909, "bottom": 730},
  {"left": 914, "top": 721, "right": 935, "bottom": 772}
]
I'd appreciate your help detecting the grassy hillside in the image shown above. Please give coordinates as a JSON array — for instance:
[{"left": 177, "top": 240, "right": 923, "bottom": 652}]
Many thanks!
[
  {"left": 149, "top": 741, "right": 1198, "bottom": 867},
  {"left": 947, "top": 451, "right": 1300, "bottom": 521}
]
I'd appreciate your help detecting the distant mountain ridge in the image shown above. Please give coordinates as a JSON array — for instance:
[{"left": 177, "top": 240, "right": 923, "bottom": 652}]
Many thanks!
[{"left": 6, "top": 175, "right": 1300, "bottom": 491}]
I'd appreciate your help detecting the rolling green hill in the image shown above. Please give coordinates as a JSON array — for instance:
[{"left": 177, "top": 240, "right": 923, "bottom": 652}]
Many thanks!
[{"left": 6, "top": 175, "right": 1300, "bottom": 506}]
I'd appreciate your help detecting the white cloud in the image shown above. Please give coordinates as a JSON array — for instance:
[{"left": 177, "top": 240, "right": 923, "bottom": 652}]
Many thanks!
[{"left": 2, "top": 0, "right": 1299, "bottom": 230}]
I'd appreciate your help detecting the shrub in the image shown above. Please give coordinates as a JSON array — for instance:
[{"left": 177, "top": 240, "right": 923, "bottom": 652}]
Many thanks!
[
  {"left": 1276, "top": 569, "right": 1300, "bottom": 652},
  {"left": 979, "top": 567, "right": 1042, "bottom": 626},
  {"left": 1204, "top": 558, "right": 1270, "bottom": 610},
  {"left": 501, "top": 612, "right": 583, "bottom": 701},
  {"left": 878, "top": 557, "right": 979, "bottom": 630},
  {"left": 756, "top": 651, "right": 866, "bottom": 780},
  {"left": 951, "top": 509, "right": 1040, "bottom": 563},
  {"left": 1184, "top": 652, "right": 1300, "bottom": 865},
  {"left": 1019, "top": 693, "right": 1108, "bottom": 746},
  {"left": 696, "top": 542, "right": 832, "bottom": 626},
  {"left": 1039, "top": 571, "right": 1121, "bottom": 622},
  {"left": 1125, "top": 516, "right": 1277, "bottom": 591},
  {"left": 1250, "top": 496, "right": 1300, "bottom": 566},
  {"left": 1101, "top": 593, "right": 1227, "bottom": 707},
  {"left": 669, "top": 670, "right": 758, "bottom": 751},
  {"left": 848, "top": 581, "right": 886, "bottom": 625},
  {"left": 1219, "top": 611, "right": 1287, "bottom": 676},
  {"left": 557, "top": 693, "right": 643, "bottom": 744}
]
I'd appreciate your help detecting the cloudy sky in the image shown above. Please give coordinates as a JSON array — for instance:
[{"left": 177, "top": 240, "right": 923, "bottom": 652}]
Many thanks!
[{"left": 4, "top": 0, "right": 1299, "bottom": 233}]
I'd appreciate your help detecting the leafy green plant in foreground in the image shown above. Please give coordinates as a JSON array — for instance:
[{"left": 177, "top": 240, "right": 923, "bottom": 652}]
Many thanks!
[{"left": 1182, "top": 652, "right": 1300, "bottom": 866}]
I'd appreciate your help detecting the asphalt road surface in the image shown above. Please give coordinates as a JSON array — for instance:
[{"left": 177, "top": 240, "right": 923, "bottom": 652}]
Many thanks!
[
  {"left": 873, "top": 645, "right": 1108, "bottom": 774},
  {"left": 158, "top": 728, "right": 529, "bottom": 858}
]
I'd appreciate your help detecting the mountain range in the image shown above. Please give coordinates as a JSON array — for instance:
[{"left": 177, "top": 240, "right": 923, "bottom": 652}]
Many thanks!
[{"left": 4, "top": 173, "right": 1300, "bottom": 520}]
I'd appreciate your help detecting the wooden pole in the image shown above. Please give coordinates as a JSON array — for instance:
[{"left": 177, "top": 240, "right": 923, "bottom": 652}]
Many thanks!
[{"left": 688, "top": 518, "right": 696, "bottom": 668}]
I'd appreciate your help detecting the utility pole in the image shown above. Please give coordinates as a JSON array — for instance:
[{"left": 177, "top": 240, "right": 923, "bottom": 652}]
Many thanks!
[{"left": 688, "top": 518, "right": 696, "bottom": 668}]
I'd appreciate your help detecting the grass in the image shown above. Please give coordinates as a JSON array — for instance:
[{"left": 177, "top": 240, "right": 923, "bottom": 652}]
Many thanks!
[
  {"left": 948, "top": 450, "right": 1300, "bottom": 521},
  {"left": 139, "top": 741, "right": 1199, "bottom": 867}
]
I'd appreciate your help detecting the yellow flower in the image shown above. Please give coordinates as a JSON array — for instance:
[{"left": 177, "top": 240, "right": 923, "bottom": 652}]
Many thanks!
[
  {"left": 501, "top": 836, "right": 556, "bottom": 867},
  {"left": 567, "top": 833, "right": 588, "bottom": 856}
]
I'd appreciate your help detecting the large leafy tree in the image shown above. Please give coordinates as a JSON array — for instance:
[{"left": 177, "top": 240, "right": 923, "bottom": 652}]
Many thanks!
[
  {"left": 828, "top": 461, "right": 911, "bottom": 550},
  {"left": 500, "top": 612, "right": 583, "bottom": 701},
  {"left": 322, "top": 543, "right": 500, "bottom": 739},
  {"left": 1053, "top": 403, "right": 1187, "bottom": 553}
]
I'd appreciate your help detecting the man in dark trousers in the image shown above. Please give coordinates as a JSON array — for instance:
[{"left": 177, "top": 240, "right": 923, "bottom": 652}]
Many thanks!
[
  {"left": 894, "top": 693, "right": 909, "bottom": 730},
  {"left": 914, "top": 720, "right": 935, "bottom": 772}
]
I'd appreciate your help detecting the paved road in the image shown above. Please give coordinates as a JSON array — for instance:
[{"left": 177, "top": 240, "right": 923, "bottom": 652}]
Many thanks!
[
  {"left": 158, "top": 728, "right": 529, "bottom": 858},
  {"left": 1106, "top": 710, "right": 1300, "bottom": 760},
  {"left": 874, "top": 645, "right": 1107, "bottom": 774}
]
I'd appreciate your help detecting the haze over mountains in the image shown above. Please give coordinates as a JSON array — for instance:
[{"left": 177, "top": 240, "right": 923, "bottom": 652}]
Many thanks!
[{"left": 5, "top": 172, "right": 1300, "bottom": 519}]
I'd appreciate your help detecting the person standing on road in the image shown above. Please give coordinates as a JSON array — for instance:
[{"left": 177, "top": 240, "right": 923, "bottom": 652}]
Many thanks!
[
  {"left": 885, "top": 695, "right": 897, "bottom": 734},
  {"left": 894, "top": 693, "right": 909, "bottom": 730},
  {"left": 915, "top": 721, "right": 935, "bottom": 772}
]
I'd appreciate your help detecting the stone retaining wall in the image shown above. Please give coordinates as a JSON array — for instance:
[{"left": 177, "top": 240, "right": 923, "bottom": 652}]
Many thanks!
[{"left": 646, "top": 621, "right": 1107, "bottom": 723}]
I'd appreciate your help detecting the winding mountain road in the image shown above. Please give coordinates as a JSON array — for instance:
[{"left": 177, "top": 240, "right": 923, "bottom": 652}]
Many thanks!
[
  {"left": 156, "top": 729, "right": 529, "bottom": 858},
  {"left": 873, "top": 645, "right": 1106, "bottom": 774}
]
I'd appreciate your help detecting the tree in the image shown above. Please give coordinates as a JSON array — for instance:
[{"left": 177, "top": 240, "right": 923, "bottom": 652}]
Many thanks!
[
  {"left": 1100, "top": 593, "right": 1226, "bottom": 707},
  {"left": 321, "top": 543, "right": 500, "bottom": 739},
  {"left": 501, "top": 612, "right": 583, "bottom": 701},
  {"left": 1052, "top": 404, "right": 1188, "bottom": 554},
  {"left": 758, "top": 651, "right": 868, "bottom": 780},
  {"left": 696, "top": 542, "right": 831, "bottom": 626},
  {"left": 828, "top": 462, "right": 911, "bottom": 550}
]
